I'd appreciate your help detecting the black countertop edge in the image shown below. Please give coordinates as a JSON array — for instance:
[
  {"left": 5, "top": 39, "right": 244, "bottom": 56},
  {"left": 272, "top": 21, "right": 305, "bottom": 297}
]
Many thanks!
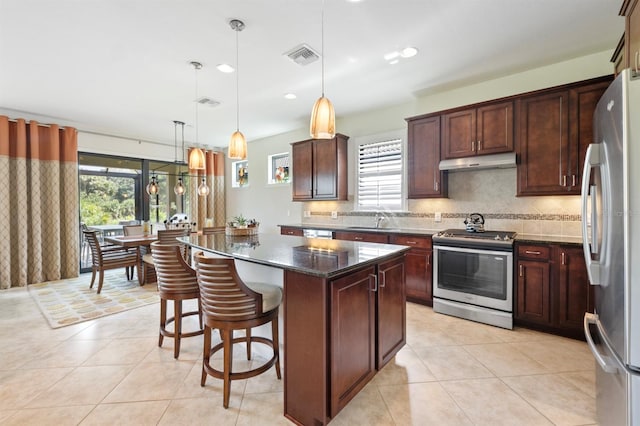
[{"left": 279, "top": 224, "right": 584, "bottom": 245}]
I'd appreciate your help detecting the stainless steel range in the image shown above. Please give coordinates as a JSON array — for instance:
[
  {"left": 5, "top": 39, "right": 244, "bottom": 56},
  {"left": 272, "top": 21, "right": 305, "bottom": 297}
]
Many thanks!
[{"left": 432, "top": 228, "right": 517, "bottom": 329}]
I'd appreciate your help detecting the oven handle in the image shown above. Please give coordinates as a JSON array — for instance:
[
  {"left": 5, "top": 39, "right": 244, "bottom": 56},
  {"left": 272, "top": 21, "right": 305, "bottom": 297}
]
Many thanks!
[{"left": 432, "top": 244, "right": 513, "bottom": 257}]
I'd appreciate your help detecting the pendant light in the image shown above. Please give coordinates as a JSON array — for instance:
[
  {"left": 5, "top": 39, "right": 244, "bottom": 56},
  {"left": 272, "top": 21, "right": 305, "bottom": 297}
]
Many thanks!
[
  {"left": 197, "top": 178, "right": 210, "bottom": 197},
  {"left": 173, "top": 120, "right": 186, "bottom": 196},
  {"left": 188, "top": 61, "right": 206, "bottom": 170},
  {"left": 228, "top": 19, "right": 247, "bottom": 160},
  {"left": 146, "top": 175, "right": 159, "bottom": 195},
  {"left": 310, "top": 0, "right": 335, "bottom": 140}
]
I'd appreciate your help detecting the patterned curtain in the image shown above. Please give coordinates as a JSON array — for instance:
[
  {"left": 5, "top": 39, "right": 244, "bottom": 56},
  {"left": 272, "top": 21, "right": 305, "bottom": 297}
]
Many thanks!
[
  {"left": 188, "top": 149, "right": 226, "bottom": 229},
  {"left": 0, "top": 116, "right": 79, "bottom": 289}
]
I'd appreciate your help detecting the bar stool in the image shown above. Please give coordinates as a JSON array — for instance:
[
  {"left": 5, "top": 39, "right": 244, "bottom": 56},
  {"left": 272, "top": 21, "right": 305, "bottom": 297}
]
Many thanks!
[
  {"left": 193, "top": 252, "right": 282, "bottom": 408},
  {"left": 151, "top": 241, "right": 203, "bottom": 358}
]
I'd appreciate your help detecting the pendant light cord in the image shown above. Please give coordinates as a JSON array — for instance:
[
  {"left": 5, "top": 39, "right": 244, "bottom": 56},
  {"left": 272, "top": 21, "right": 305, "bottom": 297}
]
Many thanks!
[
  {"left": 236, "top": 24, "right": 240, "bottom": 132},
  {"left": 321, "top": 0, "right": 325, "bottom": 97}
]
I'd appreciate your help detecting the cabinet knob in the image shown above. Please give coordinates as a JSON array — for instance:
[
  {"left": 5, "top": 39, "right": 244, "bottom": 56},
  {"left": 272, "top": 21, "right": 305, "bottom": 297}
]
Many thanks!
[
  {"left": 434, "top": 180, "right": 439, "bottom": 191},
  {"left": 478, "top": 140, "right": 482, "bottom": 151},
  {"left": 471, "top": 141, "right": 475, "bottom": 151},
  {"left": 369, "top": 273, "right": 378, "bottom": 292},
  {"left": 561, "top": 252, "right": 566, "bottom": 265},
  {"left": 562, "top": 175, "right": 567, "bottom": 187},
  {"left": 572, "top": 175, "right": 577, "bottom": 187},
  {"left": 635, "top": 51, "right": 639, "bottom": 74},
  {"left": 519, "top": 264, "right": 524, "bottom": 277}
]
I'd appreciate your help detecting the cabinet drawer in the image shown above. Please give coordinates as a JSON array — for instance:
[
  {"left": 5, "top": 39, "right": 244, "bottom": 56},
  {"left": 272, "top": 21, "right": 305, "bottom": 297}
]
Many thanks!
[
  {"left": 281, "top": 227, "right": 303, "bottom": 237},
  {"left": 389, "top": 235, "right": 432, "bottom": 250},
  {"left": 517, "top": 244, "right": 550, "bottom": 260},
  {"left": 334, "top": 231, "right": 389, "bottom": 244}
]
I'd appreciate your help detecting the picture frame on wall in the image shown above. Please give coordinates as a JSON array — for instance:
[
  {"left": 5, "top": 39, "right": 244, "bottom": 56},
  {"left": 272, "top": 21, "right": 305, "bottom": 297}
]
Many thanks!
[
  {"left": 268, "top": 152, "right": 290, "bottom": 185},
  {"left": 232, "top": 160, "right": 249, "bottom": 188}
]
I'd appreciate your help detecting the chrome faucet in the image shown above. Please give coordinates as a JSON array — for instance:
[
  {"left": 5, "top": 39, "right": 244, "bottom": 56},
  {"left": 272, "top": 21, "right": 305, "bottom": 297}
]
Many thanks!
[{"left": 375, "top": 213, "right": 386, "bottom": 229}]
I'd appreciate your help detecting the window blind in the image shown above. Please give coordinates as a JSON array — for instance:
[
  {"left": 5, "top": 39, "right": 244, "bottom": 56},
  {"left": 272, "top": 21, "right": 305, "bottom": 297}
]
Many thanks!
[{"left": 357, "top": 139, "right": 403, "bottom": 210}]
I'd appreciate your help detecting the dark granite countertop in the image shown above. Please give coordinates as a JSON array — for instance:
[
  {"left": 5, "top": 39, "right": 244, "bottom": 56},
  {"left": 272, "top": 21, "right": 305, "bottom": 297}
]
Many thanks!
[
  {"left": 515, "top": 234, "right": 583, "bottom": 246},
  {"left": 181, "top": 233, "right": 410, "bottom": 278},
  {"left": 278, "top": 223, "right": 439, "bottom": 237}
]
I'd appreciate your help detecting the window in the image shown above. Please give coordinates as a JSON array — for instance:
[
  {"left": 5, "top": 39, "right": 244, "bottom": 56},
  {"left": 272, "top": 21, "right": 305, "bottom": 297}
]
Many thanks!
[
  {"left": 268, "top": 152, "right": 291, "bottom": 184},
  {"left": 356, "top": 136, "right": 404, "bottom": 211}
]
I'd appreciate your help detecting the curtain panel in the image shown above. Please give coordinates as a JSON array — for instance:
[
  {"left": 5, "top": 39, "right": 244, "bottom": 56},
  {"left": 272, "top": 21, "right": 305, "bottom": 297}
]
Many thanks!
[
  {"left": 0, "top": 116, "right": 79, "bottom": 289},
  {"left": 188, "top": 149, "right": 225, "bottom": 229}
]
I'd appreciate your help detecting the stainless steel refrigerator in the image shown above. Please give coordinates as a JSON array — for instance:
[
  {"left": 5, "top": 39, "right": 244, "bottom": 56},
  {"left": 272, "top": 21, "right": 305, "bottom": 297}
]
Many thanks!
[{"left": 582, "top": 68, "right": 640, "bottom": 426}]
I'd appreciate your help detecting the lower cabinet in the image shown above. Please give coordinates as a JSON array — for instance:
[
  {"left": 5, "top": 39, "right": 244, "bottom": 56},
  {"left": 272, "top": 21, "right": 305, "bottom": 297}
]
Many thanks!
[
  {"left": 333, "top": 230, "right": 389, "bottom": 243},
  {"left": 389, "top": 234, "right": 432, "bottom": 305},
  {"left": 376, "top": 255, "right": 406, "bottom": 368},
  {"left": 515, "top": 242, "right": 593, "bottom": 338},
  {"left": 279, "top": 226, "right": 304, "bottom": 236}
]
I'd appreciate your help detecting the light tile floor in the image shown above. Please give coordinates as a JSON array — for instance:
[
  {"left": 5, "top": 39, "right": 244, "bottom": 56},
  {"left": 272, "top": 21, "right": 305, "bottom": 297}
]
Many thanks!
[{"left": 0, "top": 285, "right": 597, "bottom": 425}]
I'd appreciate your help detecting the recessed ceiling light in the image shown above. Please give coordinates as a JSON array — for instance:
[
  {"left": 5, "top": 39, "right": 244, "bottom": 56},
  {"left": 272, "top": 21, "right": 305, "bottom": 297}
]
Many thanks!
[
  {"left": 284, "top": 93, "right": 297, "bottom": 100},
  {"left": 400, "top": 47, "right": 418, "bottom": 58},
  {"left": 384, "top": 51, "right": 400, "bottom": 61},
  {"left": 216, "top": 63, "right": 235, "bottom": 73}
]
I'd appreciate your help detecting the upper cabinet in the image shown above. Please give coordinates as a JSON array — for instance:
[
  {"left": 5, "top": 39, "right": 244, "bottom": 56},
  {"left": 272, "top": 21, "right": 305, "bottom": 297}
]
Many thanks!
[
  {"left": 622, "top": 0, "right": 640, "bottom": 76},
  {"left": 517, "top": 78, "right": 611, "bottom": 196},
  {"left": 442, "top": 101, "right": 514, "bottom": 159},
  {"left": 291, "top": 134, "right": 349, "bottom": 201},
  {"left": 406, "top": 115, "right": 447, "bottom": 198}
]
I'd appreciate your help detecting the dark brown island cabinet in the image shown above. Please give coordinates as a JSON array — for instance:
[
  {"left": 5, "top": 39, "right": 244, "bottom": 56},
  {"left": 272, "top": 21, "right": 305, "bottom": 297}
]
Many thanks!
[
  {"left": 291, "top": 134, "right": 349, "bottom": 201},
  {"left": 515, "top": 242, "right": 594, "bottom": 339}
]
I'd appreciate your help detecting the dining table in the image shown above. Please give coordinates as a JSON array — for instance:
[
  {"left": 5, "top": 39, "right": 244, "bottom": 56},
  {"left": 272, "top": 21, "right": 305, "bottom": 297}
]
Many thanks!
[{"left": 103, "top": 234, "right": 158, "bottom": 285}]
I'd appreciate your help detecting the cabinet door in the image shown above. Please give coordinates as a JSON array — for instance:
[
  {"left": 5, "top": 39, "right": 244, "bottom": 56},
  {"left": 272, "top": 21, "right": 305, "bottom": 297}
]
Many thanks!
[
  {"left": 292, "top": 140, "right": 313, "bottom": 200},
  {"left": 407, "top": 116, "right": 447, "bottom": 198},
  {"left": 476, "top": 101, "right": 514, "bottom": 155},
  {"left": 443, "top": 108, "right": 476, "bottom": 159},
  {"left": 627, "top": 0, "right": 640, "bottom": 75},
  {"left": 517, "top": 91, "right": 569, "bottom": 195},
  {"left": 330, "top": 266, "right": 376, "bottom": 417},
  {"left": 389, "top": 235, "right": 432, "bottom": 304},
  {"left": 313, "top": 138, "right": 339, "bottom": 199},
  {"left": 557, "top": 246, "right": 593, "bottom": 331},
  {"left": 377, "top": 255, "right": 406, "bottom": 369},
  {"left": 516, "top": 260, "right": 551, "bottom": 325},
  {"left": 568, "top": 80, "right": 611, "bottom": 194}
]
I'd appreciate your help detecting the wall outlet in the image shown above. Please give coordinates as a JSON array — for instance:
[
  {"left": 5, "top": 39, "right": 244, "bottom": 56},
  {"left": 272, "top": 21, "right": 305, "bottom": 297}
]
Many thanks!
[
  {"left": 434, "top": 212, "right": 442, "bottom": 222},
  {"left": 303, "top": 210, "right": 311, "bottom": 218},
  {"left": 331, "top": 211, "right": 338, "bottom": 219}
]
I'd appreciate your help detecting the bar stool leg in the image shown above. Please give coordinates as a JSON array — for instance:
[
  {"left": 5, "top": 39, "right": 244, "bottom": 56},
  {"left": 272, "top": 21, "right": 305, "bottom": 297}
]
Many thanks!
[
  {"left": 174, "top": 300, "right": 183, "bottom": 359},
  {"left": 159, "top": 298, "right": 167, "bottom": 347},
  {"left": 271, "top": 317, "right": 282, "bottom": 379},
  {"left": 222, "top": 328, "right": 233, "bottom": 409}
]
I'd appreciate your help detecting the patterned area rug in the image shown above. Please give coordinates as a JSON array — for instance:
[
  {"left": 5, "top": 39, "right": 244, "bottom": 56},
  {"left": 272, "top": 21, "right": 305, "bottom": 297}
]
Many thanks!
[{"left": 29, "top": 270, "right": 159, "bottom": 328}]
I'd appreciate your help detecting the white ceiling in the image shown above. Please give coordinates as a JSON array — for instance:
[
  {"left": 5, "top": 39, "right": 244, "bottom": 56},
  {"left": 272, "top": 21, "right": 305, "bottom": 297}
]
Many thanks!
[{"left": 0, "top": 0, "right": 623, "bottom": 149}]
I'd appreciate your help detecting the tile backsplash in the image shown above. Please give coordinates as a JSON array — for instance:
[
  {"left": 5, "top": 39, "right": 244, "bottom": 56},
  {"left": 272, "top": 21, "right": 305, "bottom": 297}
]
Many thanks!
[{"left": 301, "top": 168, "right": 583, "bottom": 238}]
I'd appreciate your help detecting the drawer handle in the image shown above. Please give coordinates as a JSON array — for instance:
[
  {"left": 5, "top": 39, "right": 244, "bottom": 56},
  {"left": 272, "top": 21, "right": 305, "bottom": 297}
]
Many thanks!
[
  {"left": 524, "top": 250, "right": 541, "bottom": 255},
  {"left": 354, "top": 237, "right": 363, "bottom": 241},
  {"left": 287, "top": 231, "right": 294, "bottom": 235},
  {"left": 406, "top": 241, "right": 417, "bottom": 245}
]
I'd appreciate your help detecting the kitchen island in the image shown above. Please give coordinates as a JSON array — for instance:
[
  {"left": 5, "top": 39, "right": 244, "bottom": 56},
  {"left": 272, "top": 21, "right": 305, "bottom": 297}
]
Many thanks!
[{"left": 182, "top": 233, "right": 409, "bottom": 426}]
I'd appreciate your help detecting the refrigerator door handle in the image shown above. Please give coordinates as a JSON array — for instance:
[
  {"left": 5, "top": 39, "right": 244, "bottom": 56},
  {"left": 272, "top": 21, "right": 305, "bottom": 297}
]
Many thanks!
[
  {"left": 581, "top": 144, "right": 601, "bottom": 285},
  {"left": 584, "top": 313, "right": 618, "bottom": 374}
]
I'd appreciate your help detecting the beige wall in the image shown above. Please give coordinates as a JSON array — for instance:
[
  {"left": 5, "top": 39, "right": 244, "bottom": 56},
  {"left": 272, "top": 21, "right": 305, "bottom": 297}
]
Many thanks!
[{"left": 225, "top": 50, "right": 614, "bottom": 237}]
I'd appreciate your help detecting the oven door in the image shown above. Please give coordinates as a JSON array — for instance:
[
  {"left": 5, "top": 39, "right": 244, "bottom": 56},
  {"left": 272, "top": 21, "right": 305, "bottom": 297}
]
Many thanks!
[{"left": 433, "top": 244, "right": 513, "bottom": 312}]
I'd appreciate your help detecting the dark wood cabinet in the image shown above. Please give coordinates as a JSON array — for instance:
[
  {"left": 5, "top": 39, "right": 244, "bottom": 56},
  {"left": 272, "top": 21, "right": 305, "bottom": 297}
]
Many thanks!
[
  {"left": 517, "top": 77, "right": 611, "bottom": 196},
  {"left": 515, "top": 242, "right": 593, "bottom": 338},
  {"left": 280, "top": 226, "right": 304, "bottom": 237},
  {"left": 376, "top": 255, "right": 406, "bottom": 369},
  {"left": 389, "top": 234, "right": 432, "bottom": 305},
  {"left": 556, "top": 245, "right": 594, "bottom": 330},
  {"left": 442, "top": 101, "right": 513, "bottom": 159},
  {"left": 333, "top": 231, "right": 388, "bottom": 244},
  {"left": 330, "top": 266, "right": 376, "bottom": 417},
  {"left": 406, "top": 115, "right": 446, "bottom": 198},
  {"left": 291, "top": 134, "right": 348, "bottom": 201},
  {"left": 622, "top": 0, "right": 640, "bottom": 75}
]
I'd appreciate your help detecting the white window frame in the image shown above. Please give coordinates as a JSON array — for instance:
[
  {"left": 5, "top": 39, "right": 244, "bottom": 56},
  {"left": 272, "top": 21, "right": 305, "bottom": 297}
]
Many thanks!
[{"left": 354, "top": 129, "right": 407, "bottom": 212}]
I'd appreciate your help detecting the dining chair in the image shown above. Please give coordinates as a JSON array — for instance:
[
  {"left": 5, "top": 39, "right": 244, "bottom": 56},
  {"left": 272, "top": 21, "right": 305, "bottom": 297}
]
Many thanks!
[
  {"left": 122, "top": 225, "right": 146, "bottom": 280},
  {"left": 151, "top": 241, "right": 203, "bottom": 358},
  {"left": 82, "top": 229, "right": 140, "bottom": 294},
  {"left": 194, "top": 252, "right": 282, "bottom": 408}
]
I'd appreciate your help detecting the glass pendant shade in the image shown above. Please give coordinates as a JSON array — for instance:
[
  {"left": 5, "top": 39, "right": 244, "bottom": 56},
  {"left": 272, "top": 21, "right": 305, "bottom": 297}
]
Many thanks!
[
  {"left": 310, "top": 95, "right": 335, "bottom": 139},
  {"left": 197, "top": 178, "right": 210, "bottom": 196},
  {"left": 173, "top": 177, "right": 185, "bottom": 196},
  {"left": 146, "top": 176, "right": 159, "bottom": 195},
  {"left": 188, "top": 148, "right": 206, "bottom": 170},
  {"left": 228, "top": 130, "right": 247, "bottom": 160}
]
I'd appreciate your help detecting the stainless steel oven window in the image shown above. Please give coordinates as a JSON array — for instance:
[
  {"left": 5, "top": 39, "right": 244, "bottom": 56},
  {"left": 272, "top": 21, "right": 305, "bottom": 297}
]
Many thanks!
[{"left": 434, "top": 245, "right": 512, "bottom": 300}]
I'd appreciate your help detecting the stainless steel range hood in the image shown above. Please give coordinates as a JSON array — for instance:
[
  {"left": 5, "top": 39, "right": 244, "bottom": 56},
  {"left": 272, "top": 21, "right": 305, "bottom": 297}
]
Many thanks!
[{"left": 439, "top": 152, "right": 516, "bottom": 172}]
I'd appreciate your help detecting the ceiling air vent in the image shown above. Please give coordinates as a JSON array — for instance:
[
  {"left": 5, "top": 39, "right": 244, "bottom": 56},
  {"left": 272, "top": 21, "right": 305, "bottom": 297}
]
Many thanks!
[
  {"left": 196, "top": 97, "right": 220, "bottom": 107},
  {"left": 284, "top": 43, "right": 320, "bottom": 66}
]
